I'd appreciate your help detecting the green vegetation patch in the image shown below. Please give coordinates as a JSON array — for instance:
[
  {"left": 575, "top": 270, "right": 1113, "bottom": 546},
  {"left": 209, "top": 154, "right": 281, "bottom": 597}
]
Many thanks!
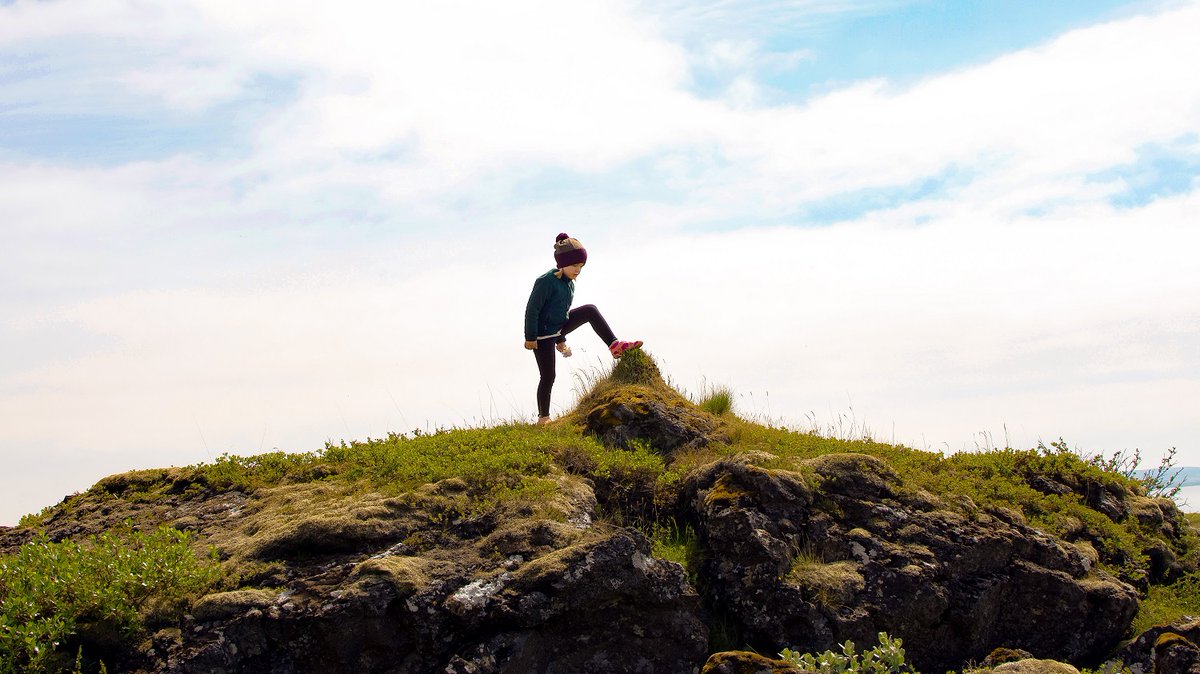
[
  {"left": 1131, "top": 570, "right": 1200, "bottom": 636},
  {"left": 556, "top": 435, "right": 665, "bottom": 517},
  {"left": 779, "top": 632, "right": 913, "bottom": 674},
  {"left": 322, "top": 425, "right": 558, "bottom": 493},
  {"left": 648, "top": 519, "right": 701, "bottom": 583},
  {"left": 697, "top": 386, "right": 735, "bottom": 417},
  {"left": 86, "top": 425, "right": 580, "bottom": 505},
  {"left": 561, "top": 439, "right": 664, "bottom": 484},
  {"left": 608, "top": 348, "right": 666, "bottom": 387},
  {"left": 0, "top": 525, "right": 219, "bottom": 674}
]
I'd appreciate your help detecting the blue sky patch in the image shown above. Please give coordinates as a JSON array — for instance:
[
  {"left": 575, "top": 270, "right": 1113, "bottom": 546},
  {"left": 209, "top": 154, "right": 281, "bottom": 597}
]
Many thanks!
[
  {"left": 1093, "top": 138, "right": 1200, "bottom": 209},
  {"left": 685, "top": 0, "right": 1150, "bottom": 101},
  {"left": 796, "top": 167, "right": 970, "bottom": 224},
  {"left": 0, "top": 112, "right": 232, "bottom": 164},
  {"left": 0, "top": 53, "right": 298, "bottom": 164}
]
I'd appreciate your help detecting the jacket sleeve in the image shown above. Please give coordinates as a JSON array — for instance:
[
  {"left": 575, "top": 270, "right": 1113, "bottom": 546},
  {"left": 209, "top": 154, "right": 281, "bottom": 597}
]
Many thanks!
[{"left": 524, "top": 278, "right": 546, "bottom": 341}]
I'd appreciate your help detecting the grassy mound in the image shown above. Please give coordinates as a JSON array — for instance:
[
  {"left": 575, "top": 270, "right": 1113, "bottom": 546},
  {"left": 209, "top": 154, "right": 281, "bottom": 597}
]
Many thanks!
[{"left": 3, "top": 350, "right": 1197, "bottom": 671}]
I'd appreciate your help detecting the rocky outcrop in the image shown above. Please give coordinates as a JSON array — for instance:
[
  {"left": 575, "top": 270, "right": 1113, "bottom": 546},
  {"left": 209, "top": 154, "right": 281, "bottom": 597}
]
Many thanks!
[
  {"left": 682, "top": 455, "right": 1139, "bottom": 673},
  {"left": 1020, "top": 467, "right": 1190, "bottom": 586},
  {"left": 5, "top": 436, "right": 708, "bottom": 674},
  {"left": 155, "top": 527, "right": 706, "bottom": 673},
  {"left": 584, "top": 384, "right": 722, "bottom": 453},
  {"left": 1154, "top": 633, "right": 1200, "bottom": 674},
  {"left": 1118, "top": 621, "right": 1200, "bottom": 674},
  {"left": 47, "top": 473, "right": 708, "bottom": 674},
  {"left": 566, "top": 348, "right": 726, "bottom": 455}
]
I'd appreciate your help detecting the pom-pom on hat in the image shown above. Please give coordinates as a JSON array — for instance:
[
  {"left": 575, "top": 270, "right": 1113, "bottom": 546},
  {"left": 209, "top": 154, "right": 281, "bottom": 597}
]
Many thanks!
[{"left": 553, "top": 232, "right": 587, "bottom": 268}]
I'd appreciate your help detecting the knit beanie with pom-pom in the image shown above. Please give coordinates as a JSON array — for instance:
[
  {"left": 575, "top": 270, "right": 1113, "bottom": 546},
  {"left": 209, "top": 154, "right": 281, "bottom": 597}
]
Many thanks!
[{"left": 553, "top": 233, "right": 587, "bottom": 268}]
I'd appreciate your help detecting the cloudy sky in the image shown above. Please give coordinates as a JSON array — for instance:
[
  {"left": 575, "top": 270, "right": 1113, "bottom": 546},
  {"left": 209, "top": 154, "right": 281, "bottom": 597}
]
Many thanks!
[{"left": 3, "top": 0, "right": 1198, "bottom": 524}]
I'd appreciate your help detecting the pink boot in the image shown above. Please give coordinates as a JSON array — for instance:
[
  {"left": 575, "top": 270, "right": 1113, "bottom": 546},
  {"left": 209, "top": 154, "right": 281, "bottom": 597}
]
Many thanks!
[{"left": 609, "top": 340, "right": 643, "bottom": 359}]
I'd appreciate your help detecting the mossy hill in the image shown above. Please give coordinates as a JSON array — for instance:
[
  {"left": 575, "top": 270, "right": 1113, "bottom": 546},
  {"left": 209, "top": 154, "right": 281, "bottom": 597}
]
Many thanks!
[{"left": 3, "top": 350, "right": 1199, "bottom": 674}]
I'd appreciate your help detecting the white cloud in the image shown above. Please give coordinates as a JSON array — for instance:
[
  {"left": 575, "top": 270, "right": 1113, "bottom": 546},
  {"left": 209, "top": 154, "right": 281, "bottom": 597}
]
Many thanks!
[
  {"left": 6, "top": 0, "right": 1198, "bottom": 210},
  {"left": 693, "top": 4, "right": 1200, "bottom": 217}
]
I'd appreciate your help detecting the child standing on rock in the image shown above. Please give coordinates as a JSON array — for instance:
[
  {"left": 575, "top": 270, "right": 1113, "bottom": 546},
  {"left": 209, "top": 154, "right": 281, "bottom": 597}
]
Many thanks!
[{"left": 525, "top": 233, "right": 643, "bottom": 425}]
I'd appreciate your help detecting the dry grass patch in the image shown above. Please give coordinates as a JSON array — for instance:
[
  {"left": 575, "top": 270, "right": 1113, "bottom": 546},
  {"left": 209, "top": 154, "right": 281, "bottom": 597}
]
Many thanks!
[
  {"left": 351, "top": 556, "right": 433, "bottom": 597},
  {"left": 191, "top": 588, "right": 280, "bottom": 622},
  {"left": 786, "top": 556, "right": 866, "bottom": 609},
  {"left": 211, "top": 482, "right": 417, "bottom": 563}
]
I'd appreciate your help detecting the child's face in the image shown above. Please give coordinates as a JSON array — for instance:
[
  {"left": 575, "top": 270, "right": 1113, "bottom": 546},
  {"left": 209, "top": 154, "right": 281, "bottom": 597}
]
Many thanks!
[{"left": 561, "top": 262, "right": 584, "bottom": 280}]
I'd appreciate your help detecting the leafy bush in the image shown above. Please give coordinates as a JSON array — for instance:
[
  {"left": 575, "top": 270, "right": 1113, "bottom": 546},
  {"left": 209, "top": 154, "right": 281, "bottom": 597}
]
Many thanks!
[
  {"left": 779, "top": 632, "right": 913, "bottom": 674},
  {"left": 1134, "top": 447, "right": 1184, "bottom": 499},
  {"left": 200, "top": 450, "right": 324, "bottom": 491},
  {"left": 0, "top": 526, "right": 219, "bottom": 674}
]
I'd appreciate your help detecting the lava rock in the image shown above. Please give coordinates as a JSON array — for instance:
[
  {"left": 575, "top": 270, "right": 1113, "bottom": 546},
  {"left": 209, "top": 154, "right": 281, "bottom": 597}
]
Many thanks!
[{"left": 683, "top": 456, "right": 1139, "bottom": 673}]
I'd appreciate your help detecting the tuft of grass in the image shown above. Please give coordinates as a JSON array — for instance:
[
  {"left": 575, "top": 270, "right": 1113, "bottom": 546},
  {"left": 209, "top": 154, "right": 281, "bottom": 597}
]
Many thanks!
[
  {"left": 565, "top": 349, "right": 674, "bottom": 422},
  {"left": 698, "top": 386, "right": 735, "bottom": 417},
  {"left": 647, "top": 518, "right": 701, "bottom": 584},
  {"left": 0, "top": 525, "right": 220, "bottom": 674},
  {"left": 785, "top": 544, "right": 865, "bottom": 609},
  {"left": 608, "top": 347, "right": 664, "bottom": 387}
]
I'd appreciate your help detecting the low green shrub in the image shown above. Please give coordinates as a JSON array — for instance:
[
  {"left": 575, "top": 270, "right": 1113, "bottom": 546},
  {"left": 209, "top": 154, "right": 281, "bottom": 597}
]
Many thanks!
[
  {"left": 200, "top": 450, "right": 323, "bottom": 491},
  {"left": 323, "top": 425, "right": 557, "bottom": 493},
  {"left": 583, "top": 440, "right": 664, "bottom": 483},
  {"left": 0, "top": 525, "right": 220, "bottom": 674},
  {"left": 779, "top": 632, "right": 913, "bottom": 674}
]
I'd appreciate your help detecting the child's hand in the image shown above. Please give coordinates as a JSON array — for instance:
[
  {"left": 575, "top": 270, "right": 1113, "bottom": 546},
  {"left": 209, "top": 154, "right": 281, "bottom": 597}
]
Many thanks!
[
  {"left": 525, "top": 340, "right": 537, "bottom": 350},
  {"left": 556, "top": 342, "right": 572, "bottom": 358}
]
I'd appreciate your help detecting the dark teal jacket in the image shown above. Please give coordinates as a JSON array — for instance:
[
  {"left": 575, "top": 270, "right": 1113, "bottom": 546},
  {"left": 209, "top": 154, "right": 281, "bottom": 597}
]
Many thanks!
[{"left": 525, "top": 269, "right": 574, "bottom": 341}]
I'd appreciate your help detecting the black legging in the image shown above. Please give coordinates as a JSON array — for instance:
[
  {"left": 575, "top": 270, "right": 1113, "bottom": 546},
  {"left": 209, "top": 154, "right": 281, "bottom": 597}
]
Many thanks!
[{"left": 534, "top": 304, "right": 617, "bottom": 417}]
